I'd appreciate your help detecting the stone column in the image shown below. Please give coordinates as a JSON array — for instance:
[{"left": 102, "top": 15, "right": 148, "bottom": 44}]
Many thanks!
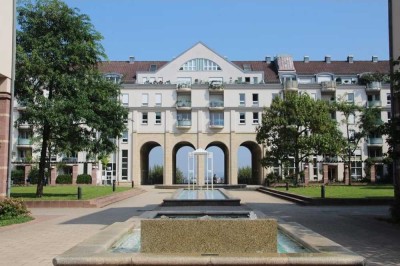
[
  {"left": 370, "top": 164, "right": 376, "bottom": 183},
  {"left": 0, "top": 84, "right": 11, "bottom": 197},
  {"left": 344, "top": 164, "right": 350, "bottom": 185},
  {"left": 91, "top": 166, "right": 98, "bottom": 185},
  {"left": 50, "top": 167, "right": 57, "bottom": 185},
  {"left": 72, "top": 164, "right": 79, "bottom": 184},
  {"left": 164, "top": 132, "right": 173, "bottom": 185},
  {"left": 304, "top": 164, "right": 309, "bottom": 186},
  {"left": 24, "top": 165, "right": 32, "bottom": 185},
  {"left": 323, "top": 164, "right": 329, "bottom": 184}
]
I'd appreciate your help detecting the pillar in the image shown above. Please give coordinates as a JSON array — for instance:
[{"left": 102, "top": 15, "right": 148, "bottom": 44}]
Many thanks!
[
  {"left": 50, "top": 167, "right": 57, "bottom": 185},
  {"left": 370, "top": 164, "right": 376, "bottom": 183},
  {"left": 0, "top": 84, "right": 11, "bottom": 197},
  {"left": 304, "top": 164, "right": 309, "bottom": 186},
  {"left": 164, "top": 133, "right": 173, "bottom": 185},
  {"left": 323, "top": 164, "right": 329, "bottom": 184},
  {"left": 91, "top": 165, "right": 98, "bottom": 185},
  {"left": 72, "top": 164, "right": 79, "bottom": 184},
  {"left": 344, "top": 164, "right": 350, "bottom": 185},
  {"left": 24, "top": 165, "right": 31, "bottom": 185}
]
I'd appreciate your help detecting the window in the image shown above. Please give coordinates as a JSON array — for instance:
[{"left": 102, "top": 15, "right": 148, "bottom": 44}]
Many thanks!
[
  {"left": 312, "top": 157, "right": 319, "bottom": 180},
  {"left": 121, "top": 150, "right": 128, "bottom": 180},
  {"left": 179, "top": 58, "right": 222, "bottom": 71},
  {"left": 155, "top": 93, "right": 162, "bottom": 107},
  {"left": 347, "top": 93, "right": 354, "bottom": 103},
  {"left": 149, "top": 64, "right": 157, "bottom": 72},
  {"left": 387, "top": 93, "right": 391, "bottom": 105},
  {"left": 388, "top": 111, "right": 392, "bottom": 121},
  {"left": 121, "top": 94, "right": 129, "bottom": 106},
  {"left": 105, "top": 73, "right": 121, "bottom": 84},
  {"left": 245, "top": 77, "right": 251, "bottom": 83},
  {"left": 239, "top": 112, "right": 246, "bottom": 124},
  {"left": 349, "top": 129, "right": 355, "bottom": 142},
  {"left": 243, "top": 64, "right": 252, "bottom": 71},
  {"left": 142, "top": 93, "right": 149, "bottom": 106},
  {"left": 123, "top": 113, "right": 128, "bottom": 124},
  {"left": 253, "top": 77, "right": 258, "bottom": 84},
  {"left": 142, "top": 77, "right": 148, "bottom": 84},
  {"left": 252, "top": 93, "right": 259, "bottom": 105},
  {"left": 368, "top": 147, "right": 382, "bottom": 158},
  {"left": 210, "top": 112, "right": 224, "bottom": 126},
  {"left": 239, "top": 93, "right": 245, "bottom": 106},
  {"left": 155, "top": 112, "right": 161, "bottom": 124},
  {"left": 122, "top": 131, "right": 128, "bottom": 143},
  {"left": 142, "top": 112, "right": 148, "bottom": 124},
  {"left": 348, "top": 114, "right": 355, "bottom": 124},
  {"left": 253, "top": 112, "right": 259, "bottom": 124},
  {"left": 351, "top": 155, "right": 362, "bottom": 181}
]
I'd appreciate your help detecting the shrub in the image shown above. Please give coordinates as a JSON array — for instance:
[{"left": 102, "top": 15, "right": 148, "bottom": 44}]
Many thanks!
[
  {"left": 27, "top": 167, "right": 48, "bottom": 184},
  {"left": 11, "top": 169, "right": 25, "bottom": 185},
  {"left": 76, "top": 174, "right": 92, "bottom": 184},
  {"left": 56, "top": 174, "right": 72, "bottom": 184},
  {"left": 0, "top": 198, "right": 31, "bottom": 219}
]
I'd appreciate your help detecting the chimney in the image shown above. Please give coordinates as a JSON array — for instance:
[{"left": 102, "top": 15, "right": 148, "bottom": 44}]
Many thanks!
[
  {"left": 265, "top": 56, "right": 272, "bottom": 64},
  {"left": 129, "top": 56, "right": 135, "bottom": 64},
  {"left": 304, "top": 56, "right": 309, "bottom": 63},
  {"left": 372, "top": 56, "right": 378, "bottom": 63},
  {"left": 347, "top": 55, "right": 354, "bottom": 63},
  {"left": 325, "top": 55, "right": 331, "bottom": 64}
]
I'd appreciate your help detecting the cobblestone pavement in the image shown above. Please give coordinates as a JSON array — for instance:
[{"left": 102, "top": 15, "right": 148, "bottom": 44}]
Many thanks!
[{"left": 0, "top": 187, "right": 399, "bottom": 266}]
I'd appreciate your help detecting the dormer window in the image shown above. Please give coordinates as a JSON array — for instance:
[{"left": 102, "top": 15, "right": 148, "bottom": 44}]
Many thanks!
[
  {"left": 316, "top": 73, "right": 334, "bottom": 83},
  {"left": 104, "top": 73, "right": 122, "bottom": 84},
  {"left": 179, "top": 58, "right": 222, "bottom": 71},
  {"left": 243, "top": 64, "right": 252, "bottom": 71},
  {"left": 149, "top": 64, "right": 157, "bottom": 72}
]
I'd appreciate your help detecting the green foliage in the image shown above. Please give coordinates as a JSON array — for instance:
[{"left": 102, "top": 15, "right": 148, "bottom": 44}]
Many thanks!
[
  {"left": 15, "top": 0, "right": 128, "bottom": 197},
  {"left": 238, "top": 166, "right": 256, "bottom": 184},
  {"left": 0, "top": 198, "right": 31, "bottom": 219},
  {"left": 11, "top": 169, "right": 25, "bottom": 185},
  {"left": 358, "top": 72, "right": 389, "bottom": 85},
  {"left": 56, "top": 174, "right": 72, "bottom": 184},
  {"left": 76, "top": 174, "right": 92, "bottom": 184},
  {"left": 175, "top": 168, "right": 184, "bottom": 184},
  {"left": 256, "top": 92, "right": 345, "bottom": 184},
  {"left": 149, "top": 165, "right": 163, "bottom": 184},
  {"left": 28, "top": 167, "right": 39, "bottom": 184}
]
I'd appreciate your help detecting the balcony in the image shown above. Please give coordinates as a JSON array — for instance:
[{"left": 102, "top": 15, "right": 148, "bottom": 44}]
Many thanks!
[
  {"left": 17, "top": 138, "right": 32, "bottom": 147},
  {"left": 176, "top": 120, "right": 192, "bottom": 129},
  {"left": 367, "top": 100, "right": 381, "bottom": 108},
  {"left": 321, "top": 81, "right": 336, "bottom": 94},
  {"left": 176, "top": 83, "right": 191, "bottom": 92},
  {"left": 176, "top": 100, "right": 191, "bottom": 110},
  {"left": 209, "top": 119, "right": 224, "bottom": 129},
  {"left": 61, "top": 157, "right": 78, "bottom": 164},
  {"left": 18, "top": 122, "right": 32, "bottom": 129},
  {"left": 208, "top": 81, "right": 224, "bottom": 93},
  {"left": 284, "top": 80, "right": 298, "bottom": 91},
  {"left": 366, "top": 81, "right": 382, "bottom": 93},
  {"left": 367, "top": 137, "right": 383, "bottom": 146},
  {"left": 209, "top": 100, "right": 224, "bottom": 110}
]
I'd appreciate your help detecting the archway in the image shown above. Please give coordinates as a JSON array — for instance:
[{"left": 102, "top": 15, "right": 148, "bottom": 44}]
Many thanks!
[
  {"left": 172, "top": 142, "right": 195, "bottom": 184},
  {"left": 140, "top": 141, "right": 163, "bottom": 185},
  {"left": 238, "top": 141, "right": 262, "bottom": 184},
  {"left": 206, "top": 142, "right": 229, "bottom": 184}
]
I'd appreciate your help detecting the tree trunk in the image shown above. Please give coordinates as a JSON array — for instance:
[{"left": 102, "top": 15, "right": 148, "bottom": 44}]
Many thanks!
[{"left": 36, "top": 123, "right": 50, "bottom": 197}]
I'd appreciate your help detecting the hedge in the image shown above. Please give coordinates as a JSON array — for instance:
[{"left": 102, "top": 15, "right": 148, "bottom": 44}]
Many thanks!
[
  {"left": 56, "top": 174, "right": 72, "bottom": 184},
  {"left": 76, "top": 174, "right": 92, "bottom": 184}
]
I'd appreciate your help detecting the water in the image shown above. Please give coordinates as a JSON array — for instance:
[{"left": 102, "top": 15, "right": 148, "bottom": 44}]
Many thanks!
[
  {"left": 112, "top": 229, "right": 310, "bottom": 254},
  {"left": 177, "top": 189, "right": 227, "bottom": 200}
]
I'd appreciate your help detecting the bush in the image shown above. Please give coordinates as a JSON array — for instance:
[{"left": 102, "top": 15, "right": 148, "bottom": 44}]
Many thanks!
[
  {"left": 11, "top": 169, "right": 25, "bottom": 185},
  {"left": 27, "top": 167, "right": 49, "bottom": 184},
  {"left": 0, "top": 198, "right": 31, "bottom": 219},
  {"left": 76, "top": 174, "right": 92, "bottom": 184},
  {"left": 56, "top": 174, "right": 72, "bottom": 184}
]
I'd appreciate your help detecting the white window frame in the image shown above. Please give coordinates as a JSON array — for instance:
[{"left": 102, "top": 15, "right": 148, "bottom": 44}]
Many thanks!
[
  {"left": 239, "top": 93, "right": 245, "bottom": 106},
  {"left": 121, "top": 94, "right": 129, "bottom": 106},
  {"left": 252, "top": 112, "right": 259, "bottom": 124},
  {"left": 347, "top": 93, "right": 354, "bottom": 103},
  {"left": 155, "top": 112, "right": 162, "bottom": 125},
  {"left": 142, "top": 112, "right": 148, "bottom": 124},
  {"left": 142, "top": 93, "right": 149, "bottom": 106},
  {"left": 252, "top": 93, "right": 259, "bottom": 106},
  {"left": 348, "top": 114, "right": 355, "bottom": 124},
  {"left": 122, "top": 131, "right": 128, "bottom": 143},
  {"left": 239, "top": 112, "right": 246, "bottom": 124},
  {"left": 121, "top": 150, "right": 128, "bottom": 180},
  {"left": 155, "top": 93, "right": 162, "bottom": 107},
  {"left": 387, "top": 93, "right": 391, "bottom": 106}
]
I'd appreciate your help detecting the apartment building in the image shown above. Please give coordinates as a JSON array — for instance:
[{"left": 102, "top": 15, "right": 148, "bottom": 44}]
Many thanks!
[{"left": 12, "top": 42, "right": 391, "bottom": 186}]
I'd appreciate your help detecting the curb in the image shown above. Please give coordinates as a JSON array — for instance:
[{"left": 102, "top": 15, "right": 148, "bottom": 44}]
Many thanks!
[{"left": 23, "top": 188, "right": 145, "bottom": 208}]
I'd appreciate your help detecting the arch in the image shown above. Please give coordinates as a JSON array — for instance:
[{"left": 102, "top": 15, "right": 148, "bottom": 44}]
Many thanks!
[
  {"left": 206, "top": 142, "right": 229, "bottom": 184},
  {"left": 179, "top": 58, "right": 222, "bottom": 71},
  {"left": 140, "top": 141, "right": 163, "bottom": 185},
  {"left": 172, "top": 141, "right": 196, "bottom": 184},
  {"left": 238, "top": 141, "right": 262, "bottom": 184}
]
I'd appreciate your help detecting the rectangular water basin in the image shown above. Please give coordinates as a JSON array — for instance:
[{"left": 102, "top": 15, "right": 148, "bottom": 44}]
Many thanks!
[{"left": 162, "top": 188, "right": 241, "bottom": 206}]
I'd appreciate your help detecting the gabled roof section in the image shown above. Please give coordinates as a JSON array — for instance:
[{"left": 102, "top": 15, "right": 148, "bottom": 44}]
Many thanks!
[
  {"left": 293, "top": 61, "right": 389, "bottom": 75},
  {"left": 231, "top": 61, "right": 279, "bottom": 82},
  {"left": 98, "top": 61, "right": 168, "bottom": 82}
]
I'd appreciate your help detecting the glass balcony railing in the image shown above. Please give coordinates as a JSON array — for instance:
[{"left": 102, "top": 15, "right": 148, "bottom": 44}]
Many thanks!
[
  {"left": 367, "top": 138, "right": 383, "bottom": 145},
  {"left": 209, "top": 100, "right": 224, "bottom": 108},
  {"left": 17, "top": 138, "right": 32, "bottom": 145},
  {"left": 177, "top": 120, "right": 192, "bottom": 127},
  {"left": 210, "top": 119, "right": 224, "bottom": 127},
  {"left": 367, "top": 100, "right": 381, "bottom": 107},
  {"left": 366, "top": 81, "right": 382, "bottom": 91},
  {"left": 176, "top": 100, "right": 191, "bottom": 108}
]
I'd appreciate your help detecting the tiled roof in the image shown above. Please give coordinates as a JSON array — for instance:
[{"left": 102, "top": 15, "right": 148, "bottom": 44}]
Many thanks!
[
  {"left": 293, "top": 61, "right": 389, "bottom": 75},
  {"left": 98, "top": 60, "right": 389, "bottom": 83}
]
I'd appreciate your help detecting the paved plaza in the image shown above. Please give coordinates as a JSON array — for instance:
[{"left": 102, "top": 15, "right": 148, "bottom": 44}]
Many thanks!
[{"left": 0, "top": 186, "right": 399, "bottom": 266}]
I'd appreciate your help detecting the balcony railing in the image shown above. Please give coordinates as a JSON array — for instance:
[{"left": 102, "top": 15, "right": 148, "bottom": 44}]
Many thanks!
[
  {"left": 176, "top": 100, "right": 191, "bottom": 108},
  {"left": 61, "top": 157, "right": 78, "bottom": 163},
  {"left": 17, "top": 138, "right": 32, "bottom": 146},
  {"left": 284, "top": 80, "right": 298, "bottom": 91},
  {"left": 209, "top": 100, "right": 224, "bottom": 108},
  {"left": 209, "top": 119, "right": 224, "bottom": 128},
  {"left": 367, "top": 100, "right": 381, "bottom": 107},
  {"left": 367, "top": 138, "right": 383, "bottom": 146},
  {"left": 321, "top": 81, "right": 336, "bottom": 93},
  {"left": 366, "top": 81, "right": 382, "bottom": 92},
  {"left": 177, "top": 120, "right": 192, "bottom": 128}
]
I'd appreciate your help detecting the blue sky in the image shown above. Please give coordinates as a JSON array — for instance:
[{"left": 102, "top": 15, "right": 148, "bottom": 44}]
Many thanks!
[{"left": 61, "top": 0, "right": 389, "bottom": 179}]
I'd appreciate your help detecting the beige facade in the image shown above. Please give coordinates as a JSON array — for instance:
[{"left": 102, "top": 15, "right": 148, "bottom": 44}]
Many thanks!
[{"left": 0, "top": 0, "right": 14, "bottom": 197}]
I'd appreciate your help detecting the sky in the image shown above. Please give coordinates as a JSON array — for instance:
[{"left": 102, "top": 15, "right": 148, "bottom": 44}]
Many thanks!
[{"left": 60, "top": 0, "right": 389, "bottom": 179}]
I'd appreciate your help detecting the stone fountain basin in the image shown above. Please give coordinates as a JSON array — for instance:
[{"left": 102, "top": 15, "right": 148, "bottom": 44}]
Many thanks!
[{"left": 53, "top": 217, "right": 365, "bottom": 266}]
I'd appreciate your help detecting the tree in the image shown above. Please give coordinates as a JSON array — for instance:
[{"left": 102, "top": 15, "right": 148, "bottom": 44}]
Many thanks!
[
  {"left": 149, "top": 165, "right": 163, "bottom": 184},
  {"left": 334, "top": 98, "right": 383, "bottom": 185},
  {"left": 256, "top": 92, "right": 344, "bottom": 184},
  {"left": 15, "top": 0, "right": 127, "bottom": 197},
  {"left": 175, "top": 167, "right": 184, "bottom": 184},
  {"left": 237, "top": 166, "right": 252, "bottom": 184}
]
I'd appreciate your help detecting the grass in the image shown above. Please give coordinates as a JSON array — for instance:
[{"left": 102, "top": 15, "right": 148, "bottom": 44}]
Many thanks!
[
  {"left": 10, "top": 185, "right": 132, "bottom": 200},
  {"left": 0, "top": 215, "right": 34, "bottom": 227},
  {"left": 273, "top": 185, "right": 394, "bottom": 198}
]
